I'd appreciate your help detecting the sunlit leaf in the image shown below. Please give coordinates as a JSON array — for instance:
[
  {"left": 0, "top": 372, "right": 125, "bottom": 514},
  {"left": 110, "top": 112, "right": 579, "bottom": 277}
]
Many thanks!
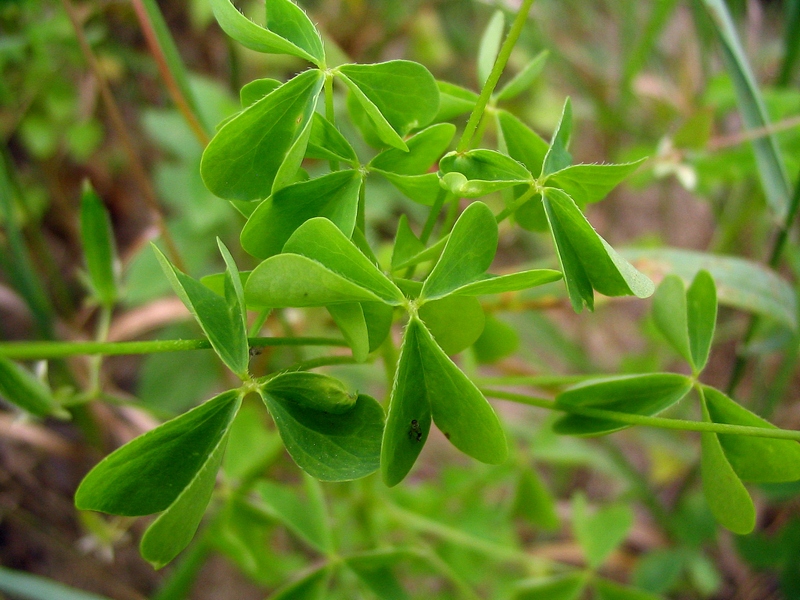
[
  {"left": 240, "top": 77, "right": 282, "bottom": 107},
  {"left": 201, "top": 70, "right": 323, "bottom": 201},
  {"left": 652, "top": 274, "right": 692, "bottom": 366},
  {"left": 337, "top": 61, "right": 439, "bottom": 149},
  {"left": 421, "top": 201, "right": 497, "bottom": 300},
  {"left": 209, "top": 0, "right": 323, "bottom": 65},
  {"left": 262, "top": 372, "right": 356, "bottom": 414},
  {"left": 546, "top": 160, "right": 644, "bottom": 207},
  {"left": 240, "top": 170, "right": 363, "bottom": 258},
  {"left": 392, "top": 215, "right": 426, "bottom": 272},
  {"left": 265, "top": 0, "right": 325, "bottom": 65},
  {"left": 369, "top": 123, "right": 455, "bottom": 175},
  {"left": 435, "top": 80, "right": 479, "bottom": 121},
  {"left": 449, "top": 269, "right": 562, "bottom": 297},
  {"left": 283, "top": 217, "right": 405, "bottom": 305},
  {"left": 306, "top": 112, "right": 358, "bottom": 163}
]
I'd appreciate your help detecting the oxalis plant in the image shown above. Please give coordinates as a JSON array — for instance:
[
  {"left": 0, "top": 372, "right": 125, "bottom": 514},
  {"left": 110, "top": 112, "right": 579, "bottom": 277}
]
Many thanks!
[{"left": 1, "top": 0, "right": 800, "bottom": 595}]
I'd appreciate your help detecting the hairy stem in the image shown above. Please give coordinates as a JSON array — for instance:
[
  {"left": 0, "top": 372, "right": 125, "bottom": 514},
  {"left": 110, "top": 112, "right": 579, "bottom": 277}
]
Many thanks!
[{"left": 457, "top": 0, "right": 536, "bottom": 152}]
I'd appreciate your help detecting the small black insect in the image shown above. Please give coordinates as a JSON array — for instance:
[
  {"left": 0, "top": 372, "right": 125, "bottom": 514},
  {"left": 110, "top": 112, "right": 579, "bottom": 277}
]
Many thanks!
[
  {"left": 249, "top": 347, "right": 263, "bottom": 357},
  {"left": 408, "top": 419, "right": 422, "bottom": 442}
]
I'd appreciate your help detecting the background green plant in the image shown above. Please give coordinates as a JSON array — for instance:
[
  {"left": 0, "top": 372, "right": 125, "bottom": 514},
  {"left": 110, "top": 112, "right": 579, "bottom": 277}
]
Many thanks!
[{"left": 1, "top": 0, "right": 799, "bottom": 598}]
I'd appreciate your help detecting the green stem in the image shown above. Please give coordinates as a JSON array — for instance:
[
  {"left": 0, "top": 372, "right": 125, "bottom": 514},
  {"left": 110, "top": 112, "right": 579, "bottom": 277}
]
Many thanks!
[
  {"left": 87, "top": 306, "right": 112, "bottom": 397},
  {"left": 495, "top": 185, "right": 538, "bottom": 223},
  {"left": 284, "top": 355, "right": 359, "bottom": 372},
  {"left": 483, "top": 388, "right": 800, "bottom": 441},
  {"left": 0, "top": 337, "right": 349, "bottom": 359},
  {"left": 728, "top": 165, "right": 800, "bottom": 396},
  {"left": 420, "top": 188, "right": 450, "bottom": 245},
  {"left": 456, "top": 0, "right": 535, "bottom": 152}
]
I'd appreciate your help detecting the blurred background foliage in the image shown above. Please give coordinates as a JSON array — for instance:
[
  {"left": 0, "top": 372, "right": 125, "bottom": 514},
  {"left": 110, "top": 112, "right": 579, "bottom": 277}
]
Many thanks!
[{"left": 1, "top": 0, "right": 800, "bottom": 598}]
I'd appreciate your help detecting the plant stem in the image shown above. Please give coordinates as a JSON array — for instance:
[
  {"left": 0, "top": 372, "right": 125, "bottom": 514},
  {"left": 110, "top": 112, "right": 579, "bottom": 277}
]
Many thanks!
[
  {"left": 457, "top": 0, "right": 535, "bottom": 152},
  {"left": 284, "top": 355, "right": 359, "bottom": 372},
  {"left": 130, "top": 0, "right": 210, "bottom": 145},
  {"left": 0, "top": 337, "right": 349, "bottom": 359},
  {"left": 87, "top": 306, "right": 112, "bottom": 397},
  {"left": 727, "top": 165, "right": 800, "bottom": 395},
  {"left": 420, "top": 188, "right": 450, "bottom": 245},
  {"left": 59, "top": 0, "right": 186, "bottom": 270},
  {"left": 483, "top": 388, "right": 800, "bottom": 441}
]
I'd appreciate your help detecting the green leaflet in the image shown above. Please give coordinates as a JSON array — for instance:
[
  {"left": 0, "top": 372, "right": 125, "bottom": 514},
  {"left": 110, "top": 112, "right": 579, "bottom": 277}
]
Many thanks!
[
  {"left": 703, "top": 386, "right": 800, "bottom": 483},
  {"left": 421, "top": 201, "right": 498, "bottom": 300},
  {"left": 572, "top": 494, "right": 634, "bottom": 569},
  {"left": 369, "top": 123, "right": 455, "bottom": 175},
  {"left": 496, "top": 109, "right": 549, "bottom": 178},
  {"left": 418, "top": 295, "right": 485, "bottom": 355},
  {"left": 381, "top": 318, "right": 507, "bottom": 486},
  {"left": 378, "top": 172, "right": 442, "bottom": 205},
  {"left": 699, "top": 391, "right": 755, "bottom": 535},
  {"left": 391, "top": 215, "right": 426, "bottom": 271},
  {"left": 240, "top": 77, "right": 282, "bottom": 107},
  {"left": 362, "top": 301, "right": 394, "bottom": 352},
  {"left": 435, "top": 80, "right": 479, "bottom": 122},
  {"left": 686, "top": 270, "right": 717, "bottom": 372},
  {"left": 327, "top": 302, "right": 370, "bottom": 362},
  {"left": 512, "top": 573, "right": 589, "bottom": 600},
  {"left": 477, "top": 10, "right": 504, "bottom": 86},
  {"left": 240, "top": 170, "right": 363, "bottom": 259},
  {"left": 381, "top": 318, "right": 433, "bottom": 487},
  {"left": 473, "top": 315, "right": 520, "bottom": 364},
  {"left": 546, "top": 160, "right": 645, "bottom": 207},
  {"left": 542, "top": 98, "right": 573, "bottom": 176},
  {"left": 75, "top": 390, "right": 241, "bottom": 516},
  {"left": 0, "top": 357, "right": 65, "bottom": 418},
  {"left": 439, "top": 149, "right": 532, "bottom": 197},
  {"left": 153, "top": 245, "right": 249, "bottom": 379},
  {"left": 201, "top": 69, "right": 323, "bottom": 202},
  {"left": 496, "top": 49, "right": 549, "bottom": 101},
  {"left": 624, "top": 248, "right": 797, "bottom": 330},
  {"left": 543, "top": 187, "right": 654, "bottom": 312},
  {"left": 140, "top": 436, "right": 227, "bottom": 568},
  {"left": 255, "top": 476, "right": 333, "bottom": 553},
  {"left": 265, "top": 0, "right": 325, "bottom": 65},
  {"left": 262, "top": 372, "right": 356, "bottom": 414},
  {"left": 306, "top": 112, "right": 358, "bottom": 164},
  {"left": 336, "top": 61, "right": 439, "bottom": 146},
  {"left": 283, "top": 217, "right": 405, "bottom": 305},
  {"left": 244, "top": 254, "right": 382, "bottom": 308},
  {"left": 553, "top": 373, "right": 693, "bottom": 436},
  {"left": 652, "top": 275, "right": 693, "bottom": 366},
  {"left": 449, "top": 269, "right": 562, "bottom": 297},
  {"left": 260, "top": 390, "right": 384, "bottom": 481},
  {"left": 209, "top": 0, "right": 323, "bottom": 66},
  {"left": 512, "top": 467, "right": 560, "bottom": 531},
  {"left": 79, "top": 184, "right": 118, "bottom": 306}
]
